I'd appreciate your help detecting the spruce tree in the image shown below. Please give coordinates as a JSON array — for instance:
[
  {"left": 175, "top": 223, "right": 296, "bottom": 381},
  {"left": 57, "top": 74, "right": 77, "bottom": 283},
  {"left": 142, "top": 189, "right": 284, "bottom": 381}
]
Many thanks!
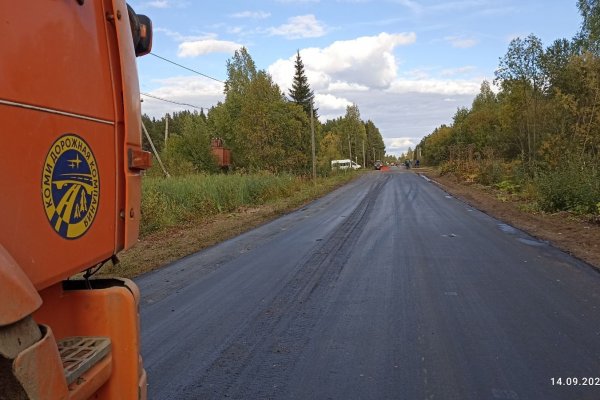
[{"left": 288, "top": 50, "right": 317, "bottom": 118}]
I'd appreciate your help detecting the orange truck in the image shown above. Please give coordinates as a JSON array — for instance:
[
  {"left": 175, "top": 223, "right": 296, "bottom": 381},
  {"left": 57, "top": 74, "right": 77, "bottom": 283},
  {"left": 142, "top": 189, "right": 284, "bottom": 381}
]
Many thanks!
[{"left": 0, "top": 2, "right": 152, "bottom": 399}]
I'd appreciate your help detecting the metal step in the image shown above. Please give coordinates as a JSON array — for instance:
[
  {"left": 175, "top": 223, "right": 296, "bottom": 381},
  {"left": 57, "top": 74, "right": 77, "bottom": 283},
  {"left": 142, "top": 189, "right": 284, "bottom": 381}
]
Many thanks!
[{"left": 57, "top": 336, "right": 111, "bottom": 385}]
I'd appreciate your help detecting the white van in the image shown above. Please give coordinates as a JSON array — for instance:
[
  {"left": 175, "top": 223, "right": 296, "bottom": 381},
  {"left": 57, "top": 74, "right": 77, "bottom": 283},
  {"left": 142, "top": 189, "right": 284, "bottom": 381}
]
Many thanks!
[{"left": 331, "top": 159, "right": 361, "bottom": 170}]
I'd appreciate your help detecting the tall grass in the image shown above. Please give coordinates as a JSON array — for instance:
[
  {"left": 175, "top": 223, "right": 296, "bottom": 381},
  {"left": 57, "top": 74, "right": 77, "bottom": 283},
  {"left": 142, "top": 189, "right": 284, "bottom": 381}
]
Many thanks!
[{"left": 140, "top": 171, "right": 357, "bottom": 236}]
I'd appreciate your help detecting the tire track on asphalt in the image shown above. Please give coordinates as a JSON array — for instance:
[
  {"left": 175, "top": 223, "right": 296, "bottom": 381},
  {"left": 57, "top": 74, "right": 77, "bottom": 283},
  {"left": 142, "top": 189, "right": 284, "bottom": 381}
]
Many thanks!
[{"left": 181, "top": 174, "right": 390, "bottom": 399}]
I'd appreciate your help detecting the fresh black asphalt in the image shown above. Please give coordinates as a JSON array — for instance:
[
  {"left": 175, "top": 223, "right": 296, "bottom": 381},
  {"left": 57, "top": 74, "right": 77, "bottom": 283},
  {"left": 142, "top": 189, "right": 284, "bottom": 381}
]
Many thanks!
[{"left": 137, "top": 169, "right": 600, "bottom": 400}]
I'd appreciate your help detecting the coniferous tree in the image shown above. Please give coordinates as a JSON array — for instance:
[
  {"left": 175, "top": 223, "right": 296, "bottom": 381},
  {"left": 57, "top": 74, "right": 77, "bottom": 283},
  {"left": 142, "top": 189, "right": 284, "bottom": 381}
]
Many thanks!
[{"left": 288, "top": 50, "right": 317, "bottom": 118}]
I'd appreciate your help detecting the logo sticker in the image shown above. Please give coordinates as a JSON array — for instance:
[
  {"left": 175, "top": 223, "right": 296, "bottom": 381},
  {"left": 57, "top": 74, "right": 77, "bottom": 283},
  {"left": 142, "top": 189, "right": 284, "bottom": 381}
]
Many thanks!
[{"left": 42, "top": 134, "right": 100, "bottom": 239}]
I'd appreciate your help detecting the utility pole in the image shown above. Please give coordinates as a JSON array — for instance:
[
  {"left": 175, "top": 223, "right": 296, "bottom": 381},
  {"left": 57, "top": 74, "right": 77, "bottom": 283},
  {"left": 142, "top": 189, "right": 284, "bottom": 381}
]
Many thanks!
[
  {"left": 310, "top": 103, "right": 316, "bottom": 184},
  {"left": 362, "top": 140, "right": 366, "bottom": 168},
  {"left": 348, "top": 135, "right": 352, "bottom": 167},
  {"left": 142, "top": 121, "right": 170, "bottom": 178},
  {"left": 164, "top": 113, "right": 169, "bottom": 146}
]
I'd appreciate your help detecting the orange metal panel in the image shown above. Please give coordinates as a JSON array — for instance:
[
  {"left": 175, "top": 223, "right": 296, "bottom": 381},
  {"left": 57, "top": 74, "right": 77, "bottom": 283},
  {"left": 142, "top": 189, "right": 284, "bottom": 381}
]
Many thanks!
[
  {"left": 34, "top": 280, "right": 144, "bottom": 399},
  {"left": 100, "top": 0, "right": 154, "bottom": 254},
  {"left": 212, "top": 147, "right": 232, "bottom": 167},
  {"left": 13, "top": 325, "right": 70, "bottom": 399},
  {"left": 0, "top": 245, "right": 42, "bottom": 325},
  {"left": 223, "top": 148, "right": 231, "bottom": 166},
  {"left": 67, "top": 355, "right": 113, "bottom": 400},
  {"left": 128, "top": 148, "right": 153, "bottom": 170},
  {"left": 0, "top": 107, "right": 116, "bottom": 290},
  {"left": 0, "top": 2, "right": 115, "bottom": 121},
  {"left": 0, "top": 0, "right": 148, "bottom": 287}
]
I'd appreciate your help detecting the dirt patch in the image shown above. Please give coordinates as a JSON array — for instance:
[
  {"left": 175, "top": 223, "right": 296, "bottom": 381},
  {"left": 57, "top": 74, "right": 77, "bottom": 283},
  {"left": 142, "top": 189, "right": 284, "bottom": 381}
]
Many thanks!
[
  {"left": 99, "top": 204, "right": 285, "bottom": 278},
  {"left": 418, "top": 169, "right": 600, "bottom": 269}
]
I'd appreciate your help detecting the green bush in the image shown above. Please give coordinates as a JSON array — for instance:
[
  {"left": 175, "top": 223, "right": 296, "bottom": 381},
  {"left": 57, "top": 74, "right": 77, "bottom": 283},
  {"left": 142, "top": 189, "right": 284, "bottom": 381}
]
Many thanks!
[
  {"left": 477, "top": 160, "right": 505, "bottom": 186},
  {"left": 494, "top": 180, "right": 521, "bottom": 194},
  {"left": 535, "top": 160, "right": 600, "bottom": 214}
]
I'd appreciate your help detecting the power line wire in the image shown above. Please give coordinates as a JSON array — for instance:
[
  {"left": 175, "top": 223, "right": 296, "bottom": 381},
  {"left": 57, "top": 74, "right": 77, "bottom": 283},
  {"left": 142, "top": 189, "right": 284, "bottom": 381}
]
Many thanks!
[
  {"left": 140, "top": 92, "right": 206, "bottom": 110},
  {"left": 150, "top": 53, "right": 225, "bottom": 83}
]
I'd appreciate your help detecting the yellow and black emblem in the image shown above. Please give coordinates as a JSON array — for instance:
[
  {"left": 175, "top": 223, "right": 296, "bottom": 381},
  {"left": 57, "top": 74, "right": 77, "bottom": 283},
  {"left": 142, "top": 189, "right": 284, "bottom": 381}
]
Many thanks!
[{"left": 41, "top": 134, "right": 100, "bottom": 239}]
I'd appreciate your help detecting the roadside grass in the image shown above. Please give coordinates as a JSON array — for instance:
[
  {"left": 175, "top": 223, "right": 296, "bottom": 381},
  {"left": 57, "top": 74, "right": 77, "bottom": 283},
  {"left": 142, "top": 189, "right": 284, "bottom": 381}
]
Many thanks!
[
  {"left": 140, "top": 172, "right": 297, "bottom": 237},
  {"left": 99, "top": 170, "right": 362, "bottom": 278}
]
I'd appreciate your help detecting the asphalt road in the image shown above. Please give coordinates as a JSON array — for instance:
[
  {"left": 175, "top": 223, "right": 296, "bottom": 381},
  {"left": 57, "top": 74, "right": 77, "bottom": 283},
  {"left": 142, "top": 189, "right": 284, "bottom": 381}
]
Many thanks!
[{"left": 137, "top": 169, "right": 600, "bottom": 400}]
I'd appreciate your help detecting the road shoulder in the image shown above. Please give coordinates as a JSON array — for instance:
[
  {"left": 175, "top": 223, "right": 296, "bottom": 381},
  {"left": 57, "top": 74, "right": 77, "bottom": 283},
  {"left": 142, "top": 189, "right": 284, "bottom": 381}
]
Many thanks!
[{"left": 418, "top": 170, "right": 600, "bottom": 269}]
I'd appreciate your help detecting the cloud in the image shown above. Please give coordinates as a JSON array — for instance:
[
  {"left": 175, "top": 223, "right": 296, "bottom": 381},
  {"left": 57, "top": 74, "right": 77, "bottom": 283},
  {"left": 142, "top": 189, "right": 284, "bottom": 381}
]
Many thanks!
[
  {"left": 227, "top": 26, "right": 244, "bottom": 35},
  {"left": 396, "top": 0, "right": 495, "bottom": 14},
  {"left": 440, "top": 66, "right": 477, "bottom": 77},
  {"left": 141, "top": 76, "right": 224, "bottom": 117},
  {"left": 268, "top": 15, "right": 327, "bottom": 39},
  {"left": 151, "top": 76, "right": 223, "bottom": 95},
  {"left": 312, "top": 76, "right": 482, "bottom": 155},
  {"left": 178, "top": 39, "right": 243, "bottom": 57},
  {"left": 327, "top": 82, "right": 369, "bottom": 92},
  {"left": 386, "top": 137, "right": 417, "bottom": 153},
  {"left": 139, "top": 0, "right": 189, "bottom": 8},
  {"left": 304, "top": 32, "right": 416, "bottom": 88},
  {"left": 315, "top": 94, "right": 353, "bottom": 123},
  {"left": 388, "top": 137, "right": 415, "bottom": 148},
  {"left": 146, "top": 0, "right": 169, "bottom": 8},
  {"left": 334, "top": 90, "right": 475, "bottom": 155},
  {"left": 395, "top": 0, "right": 423, "bottom": 13},
  {"left": 444, "top": 35, "right": 479, "bottom": 48},
  {"left": 388, "top": 79, "right": 481, "bottom": 95},
  {"left": 155, "top": 27, "right": 214, "bottom": 43},
  {"left": 429, "top": 0, "right": 488, "bottom": 12},
  {"left": 268, "top": 32, "right": 417, "bottom": 91},
  {"left": 315, "top": 94, "right": 352, "bottom": 111},
  {"left": 230, "top": 11, "right": 271, "bottom": 19}
]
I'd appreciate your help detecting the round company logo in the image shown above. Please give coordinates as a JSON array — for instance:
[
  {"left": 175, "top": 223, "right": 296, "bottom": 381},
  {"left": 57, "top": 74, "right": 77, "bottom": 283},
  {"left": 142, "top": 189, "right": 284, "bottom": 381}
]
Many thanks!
[{"left": 41, "top": 134, "right": 100, "bottom": 239}]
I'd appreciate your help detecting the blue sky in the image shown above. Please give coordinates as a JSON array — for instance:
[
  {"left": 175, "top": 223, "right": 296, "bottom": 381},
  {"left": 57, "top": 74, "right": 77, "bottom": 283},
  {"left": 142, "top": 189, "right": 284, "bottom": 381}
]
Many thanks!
[{"left": 131, "top": 0, "right": 582, "bottom": 156}]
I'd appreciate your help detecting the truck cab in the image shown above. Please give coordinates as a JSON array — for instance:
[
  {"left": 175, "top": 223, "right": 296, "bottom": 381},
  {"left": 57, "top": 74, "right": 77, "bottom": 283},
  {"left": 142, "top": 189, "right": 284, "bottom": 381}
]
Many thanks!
[{"left": 0, "top": 2, "right": 152, "bottom": 398}]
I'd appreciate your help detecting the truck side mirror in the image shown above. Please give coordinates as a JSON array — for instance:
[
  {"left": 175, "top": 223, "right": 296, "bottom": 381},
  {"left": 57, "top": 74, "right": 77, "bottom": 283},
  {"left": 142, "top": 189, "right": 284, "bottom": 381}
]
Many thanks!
[
  {"left": 127, "top": 5, "right": 152, "bottom": 57},
  {"left": 135, "top": 14, "right": 152, "bottom": 57}
]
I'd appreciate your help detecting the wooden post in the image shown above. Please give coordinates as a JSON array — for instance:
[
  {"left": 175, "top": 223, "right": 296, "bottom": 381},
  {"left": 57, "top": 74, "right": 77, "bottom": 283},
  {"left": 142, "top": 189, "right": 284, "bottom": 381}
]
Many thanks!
[
  {"left": 362, "top": 140, "right": 366, "bottom": 169},
  {"left": 164, "top": 113, "right": 169, "bottom": 146},
  {"left": 311, "top": 103, "right": 316, "bottom": 184},
  {"left": 348, "top": 135, "right": 352, "bottom": 168},
  {"left": 142, "top": 120, "right": 170, "bottom": 178}
]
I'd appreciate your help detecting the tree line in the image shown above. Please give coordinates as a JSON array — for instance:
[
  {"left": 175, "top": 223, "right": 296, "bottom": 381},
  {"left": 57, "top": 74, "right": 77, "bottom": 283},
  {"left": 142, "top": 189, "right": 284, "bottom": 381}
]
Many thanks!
[
  {"left": 418, "top": 0, "right": 600, "bottom": 215},
  {"left": 142, "top": 49, "right": 386, "bottom": 176}
]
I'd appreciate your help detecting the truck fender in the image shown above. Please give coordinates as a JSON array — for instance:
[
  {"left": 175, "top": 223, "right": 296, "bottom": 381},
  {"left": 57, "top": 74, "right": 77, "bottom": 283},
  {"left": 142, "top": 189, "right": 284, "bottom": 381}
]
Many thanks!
[{"left": 0, "top": 245, "right": 42, "bottom": 326}]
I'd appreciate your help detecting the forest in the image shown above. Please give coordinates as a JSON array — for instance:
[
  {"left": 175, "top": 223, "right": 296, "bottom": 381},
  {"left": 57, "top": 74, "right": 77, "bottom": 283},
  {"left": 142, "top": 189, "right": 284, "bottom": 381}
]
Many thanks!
[
  {"left": 141, "top": 49, "right": 385, "bottom": 177},
  {"left": 418, "top": 0, "right": 600, "bottom": 217}
]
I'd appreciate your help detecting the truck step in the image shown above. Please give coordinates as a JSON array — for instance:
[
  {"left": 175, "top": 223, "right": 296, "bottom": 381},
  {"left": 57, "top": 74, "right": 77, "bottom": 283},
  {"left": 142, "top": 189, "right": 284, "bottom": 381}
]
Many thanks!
[{"left": 57, "top": 336, "right": 111, "bottom": 385}]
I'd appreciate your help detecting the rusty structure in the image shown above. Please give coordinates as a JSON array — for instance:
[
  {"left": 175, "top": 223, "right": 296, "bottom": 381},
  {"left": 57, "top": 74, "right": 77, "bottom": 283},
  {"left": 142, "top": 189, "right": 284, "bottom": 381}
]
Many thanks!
[{"left": 211, "top": 138, "right": 231, "bottom": 170}]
